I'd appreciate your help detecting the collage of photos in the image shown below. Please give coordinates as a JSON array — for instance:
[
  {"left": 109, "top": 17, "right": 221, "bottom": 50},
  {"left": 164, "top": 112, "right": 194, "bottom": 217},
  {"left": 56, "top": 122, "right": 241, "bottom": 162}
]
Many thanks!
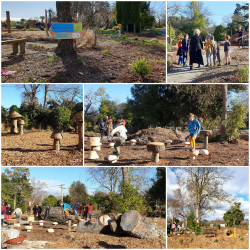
[{"left": 0, "top": 0, "right": 249, "bottom": 250}]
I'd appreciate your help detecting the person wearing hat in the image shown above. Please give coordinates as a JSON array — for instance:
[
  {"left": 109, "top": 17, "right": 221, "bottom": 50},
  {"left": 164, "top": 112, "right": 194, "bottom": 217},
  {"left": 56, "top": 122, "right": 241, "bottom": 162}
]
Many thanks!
[{"left": 110, "top": 119, "right": 128, "bottom": 156}]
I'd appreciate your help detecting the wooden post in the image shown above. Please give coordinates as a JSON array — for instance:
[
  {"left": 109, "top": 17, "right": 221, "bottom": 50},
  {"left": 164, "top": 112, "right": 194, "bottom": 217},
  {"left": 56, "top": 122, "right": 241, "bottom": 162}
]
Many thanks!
[
  {"left": 12, "top": 43, "right": 18, "bottom": 54},
  {"left": 204, "top": 135, "right": 209, "bottom": 149},
  {"left": 6, "top": 11, "right": 11, "bottom": 33},
  {"left": 68, "top": 220, "right": 72, "bottom": 231},
  {"left": 20, "top": 43, "right": 25, "bottom": 54},
  {"left": 168, "top": 22, "right": 171, "bottom": 44},
  {"left": 45, "top": 9, "right": 49, "bottom": 37}
]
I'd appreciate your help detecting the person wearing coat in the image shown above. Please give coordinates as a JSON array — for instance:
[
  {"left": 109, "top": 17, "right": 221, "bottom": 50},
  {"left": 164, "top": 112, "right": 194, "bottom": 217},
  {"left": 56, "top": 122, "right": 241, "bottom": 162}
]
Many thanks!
[{"left": 189, "top": 29, "right": 204, "bottom": 70}]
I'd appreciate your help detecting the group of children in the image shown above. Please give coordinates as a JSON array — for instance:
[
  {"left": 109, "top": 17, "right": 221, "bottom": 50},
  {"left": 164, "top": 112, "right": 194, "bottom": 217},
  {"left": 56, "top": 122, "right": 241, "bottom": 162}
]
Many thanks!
[{"left": 177, "top": 30, "right": 244, "bottom": 67}]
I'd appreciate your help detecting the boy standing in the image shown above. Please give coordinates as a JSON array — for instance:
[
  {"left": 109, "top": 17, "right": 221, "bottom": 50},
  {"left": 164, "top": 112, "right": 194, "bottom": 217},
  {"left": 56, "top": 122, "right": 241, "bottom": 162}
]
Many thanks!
[
  {"left": 224, "top": 35, "right": 231, "bottom": 65},
  {"left": 188, "top": 113, "right": 201, "bottom": 151}
]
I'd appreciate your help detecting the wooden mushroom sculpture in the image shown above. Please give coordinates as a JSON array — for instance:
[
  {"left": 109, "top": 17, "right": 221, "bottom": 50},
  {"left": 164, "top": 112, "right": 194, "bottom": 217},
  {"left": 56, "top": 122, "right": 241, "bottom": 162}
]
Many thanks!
[
  {"left": 130, "top": 139, "right": 137, "bottom": 146},
  {"left": 51, "top": 131, "right": 63, "bottom": 152},
  {"left": 88, "top": 137, "right": 101, "bottom": 159},
  {"left": 18, "top": 120, "right": 25, "bottom": 135},
  {"left": 146, "top": 142, "right": 165, "bottom": 163},
  {"left": 165, "top": 140, "right": 172, "bottom": 146},
  {"left": 8, "top": 111, "right": 23, "bottom": 134},
  {"left": 73, "top": 111, "right": 83, "bottom": 149}
]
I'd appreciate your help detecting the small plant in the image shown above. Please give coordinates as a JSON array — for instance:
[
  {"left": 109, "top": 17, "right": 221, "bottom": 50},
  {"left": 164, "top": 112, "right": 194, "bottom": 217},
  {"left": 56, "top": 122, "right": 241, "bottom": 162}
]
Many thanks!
[
  {"left": 121, "top": 35, "right": 126, "bottom": 40},
  {"left": 195, "top": 226, "right": 202, "bottom": 235},
  {"left": 120, "top": 41, "right": 125, "bottom": 45},
  {"left": 178, "top": 239, "right": 183, "bottom": 243},
  {"left": 214, "top": 239, "right": 218, "bottom": 243},
  {"left": 47, "top": 54, "right": 59, "bottom": 65},
  {"left": 33, "top": 44, "right": 38, "bottom": 48},
  {"left": 77, "top": 57, "right": 83, "bottom": 64},
  {"left": 129, "top": 58, "right": 152, "bottom": 79},
  {"left": 240, "top": 238, "right": 244, "bottom": 241},
  {"left": 101, "top": 49, "right": 109, "bottom": 55},
  {"left": 237, "top": 66, "right": 249, "bottom": 83}
]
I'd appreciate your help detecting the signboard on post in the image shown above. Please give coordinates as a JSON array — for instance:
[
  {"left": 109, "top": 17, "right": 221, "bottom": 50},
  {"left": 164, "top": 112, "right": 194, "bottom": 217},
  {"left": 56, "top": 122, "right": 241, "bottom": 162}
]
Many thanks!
[{"left": 49, "top": 22, "right": 83, "bottom": 39}]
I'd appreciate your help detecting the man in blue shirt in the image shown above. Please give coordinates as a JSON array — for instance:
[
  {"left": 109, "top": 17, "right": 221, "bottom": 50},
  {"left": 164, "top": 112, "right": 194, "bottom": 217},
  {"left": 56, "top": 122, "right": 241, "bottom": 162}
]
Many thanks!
[
  {"left": 73, "top": 202, "right": 79, "bottom": 219},
  {"left": 237, "top": 26, "right": 244, "bottom": 48}
]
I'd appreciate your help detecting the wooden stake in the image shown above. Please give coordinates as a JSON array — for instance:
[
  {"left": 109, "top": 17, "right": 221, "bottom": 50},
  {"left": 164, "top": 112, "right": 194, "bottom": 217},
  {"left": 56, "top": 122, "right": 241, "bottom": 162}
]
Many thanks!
[
  {"left": 6, "top": 11, "right": 11, "bottom": 33},
  {"left": 45, "top": 9, "right": 49, "bottom": 37}
]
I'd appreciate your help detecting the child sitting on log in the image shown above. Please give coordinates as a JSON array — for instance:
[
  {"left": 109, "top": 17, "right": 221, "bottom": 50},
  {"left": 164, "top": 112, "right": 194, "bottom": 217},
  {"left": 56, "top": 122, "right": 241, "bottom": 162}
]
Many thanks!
[
  {"left": 187, "top": 113, "right": 201, "bottom": 151},
  {"left": 110, "top": 119, "right": 128, "bottom": 156}
]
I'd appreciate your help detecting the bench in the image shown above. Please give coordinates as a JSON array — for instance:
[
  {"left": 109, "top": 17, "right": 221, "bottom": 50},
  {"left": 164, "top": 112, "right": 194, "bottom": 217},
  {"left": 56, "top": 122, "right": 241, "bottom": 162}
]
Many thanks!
[
  {"left": 2, "top": 38, "right": 27, "bottom": 54},
  {"left": 203, "top": 228, "right": 217, "bottom": 237}
]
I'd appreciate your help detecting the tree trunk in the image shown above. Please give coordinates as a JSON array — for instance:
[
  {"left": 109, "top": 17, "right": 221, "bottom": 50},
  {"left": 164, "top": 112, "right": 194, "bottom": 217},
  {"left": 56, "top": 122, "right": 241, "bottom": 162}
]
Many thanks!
[
  {"left": 122, "top": 167, "right": 130, "bottom": 185},
  {"left": 120, "top": 210, "right": 165, "bottom": 239},
  {"left": 55, "top": 2, "right": 75, "bottom": 56},
  {"left": 43, "top": 84, "right": 49, "bottom": 109},
  {"left": 76, "top": 215, "right": 112, "bottom": 234},
  {"left": 220, "top": 85, "right": 228, "bottom": 141},
  {"left": 196, "top": 203, "right": 200, "bottom": 225}
]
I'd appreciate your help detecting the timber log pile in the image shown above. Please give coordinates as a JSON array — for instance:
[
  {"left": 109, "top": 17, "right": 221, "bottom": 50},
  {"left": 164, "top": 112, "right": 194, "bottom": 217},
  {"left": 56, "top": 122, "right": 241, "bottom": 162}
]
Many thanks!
[{"left": 76, "top": 210, "right": 165, "bottom": 239}]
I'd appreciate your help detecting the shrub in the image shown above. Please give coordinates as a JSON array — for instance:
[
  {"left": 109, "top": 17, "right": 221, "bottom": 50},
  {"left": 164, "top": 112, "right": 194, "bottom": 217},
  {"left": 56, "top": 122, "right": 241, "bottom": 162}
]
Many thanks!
[
  {"left": 47, "top": 54, "right": 59, "bottom": 65},
  {"left": 129, "top": 58, "right": 152, "bottom": 79},
  {"left": 101, "top": 49, "right": 109, "bottom": 55},
  {"left": 120, "top": 41, "right": 125, "bottom": 45},
  {"left": 77, "top": 57, "right": 83, "bottom": 64},
  {"left": 237, "top": 66, "right": 249, "bottom": 83},
  {"left": 214, "top": 239, "right": 218, "bottom": 243},
  {"left": 240, "top": 238, "right": 244, "bottom": 241},
  {"left": 195, "top": 226, "right": 202, "bottom": 235},
  {"left": 51, "top": 106, "right": 71, "bottom": 129},
  {"left": 179, "top": 239, "right": 183, "bottom": 243},
  {"left": 121, "top": 35, "right": 126, "bottom": 40}
]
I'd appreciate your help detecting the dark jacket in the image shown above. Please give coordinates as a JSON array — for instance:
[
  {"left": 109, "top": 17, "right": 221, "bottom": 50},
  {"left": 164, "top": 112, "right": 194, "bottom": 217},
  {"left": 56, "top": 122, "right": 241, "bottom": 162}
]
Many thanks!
[
  {"left": 238, "top": 29, "right": 244, "bottom": 37},
  {"left": 6, "top": 206, "right": 13, "bottom": 215},
  {"left": 224, "top": 41, "right": 231, "bottom": 52},
  {"left": 73, "top": 203, "right": 79, "bottom": 210},
  {"left": 190, "top": 35, "right": 203, "bottom": 51},
  {"left": 98, "top": 121, "right": 106, "bottom": 129},
  {"left": 182, "top": 38, "right": 189, "bottom": 51}
]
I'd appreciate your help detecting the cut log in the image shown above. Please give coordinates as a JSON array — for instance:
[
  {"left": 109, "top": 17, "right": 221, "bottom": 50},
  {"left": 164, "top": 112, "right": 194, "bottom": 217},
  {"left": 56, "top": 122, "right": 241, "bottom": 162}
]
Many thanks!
[
  {"left": 88, "top": 137, "right": 101, "bottom": 147},
  {"left": 108, "top": 214, "right": 127, "bottom": 236},
  {"left": 200, "top": 130, "right": 212, "bottom": 149},
  {"left": 120, "top": 210, "right": 165, "bottom": 239},
  {"left": 76, "top": 214, "right": 112, "bottom": 234},
  {"left": 146, "top": 142, "right": 165, "bottom": 163}
]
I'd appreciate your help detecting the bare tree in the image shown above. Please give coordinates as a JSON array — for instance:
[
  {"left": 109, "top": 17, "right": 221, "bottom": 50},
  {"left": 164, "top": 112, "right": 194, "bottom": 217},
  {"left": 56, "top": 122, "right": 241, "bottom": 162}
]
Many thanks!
[
  {"left": 30, "top": 178, "right": 48, "bottom": 205},
  {"left": 175, "top": 167, "right": 233, "bottom": 225},
  {"left": 17, "top": 84, "right": 41, "bottom": 105}
]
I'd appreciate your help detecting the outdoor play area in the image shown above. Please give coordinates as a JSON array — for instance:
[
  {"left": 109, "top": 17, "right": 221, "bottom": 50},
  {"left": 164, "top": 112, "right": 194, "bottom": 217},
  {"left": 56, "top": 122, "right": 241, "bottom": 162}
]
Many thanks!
[
  {"left": 84, "top": 84, "right": 249, "bottom": 166},
  {"left": 1, "top": 1, "right": 166, "bottom": 83},
  {"left": 167, "top": 1, "right": 249, "bottom": 83},
  {"left": 167, "top": 167, "right": 249, "bottom": 249},
  {"left": 1, "top": 84, "right": 83, "bottom": 166},
  {"left": 1, "top": 167, "right": 166, "bottom": 249}
]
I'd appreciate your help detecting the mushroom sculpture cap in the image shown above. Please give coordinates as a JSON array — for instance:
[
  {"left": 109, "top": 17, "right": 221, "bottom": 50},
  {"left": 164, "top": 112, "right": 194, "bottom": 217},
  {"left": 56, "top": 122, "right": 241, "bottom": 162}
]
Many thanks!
[
  {"left": 51, "top": 131, "right": 63, "bottom": 140},
  {"left": 73, "top": 111, "right": 83, "bottom": 123},
  {"left": 146, "top": 142, "right": 165, "bottom": 152},
  {"left": 18, "top": 120, "right": 25, "bottom": 125},
  {"left": 8, "top": 111, "right": 23, "bottom": 119},
  {"left": 130, "top": 139, "right": 137, "bottom": 143}
]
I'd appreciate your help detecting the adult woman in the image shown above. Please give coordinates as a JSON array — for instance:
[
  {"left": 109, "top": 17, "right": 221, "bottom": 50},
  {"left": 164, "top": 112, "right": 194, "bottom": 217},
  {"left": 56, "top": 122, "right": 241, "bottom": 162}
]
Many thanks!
[{"left": 189, "top": 29, "right": 204, "bottom": 70}]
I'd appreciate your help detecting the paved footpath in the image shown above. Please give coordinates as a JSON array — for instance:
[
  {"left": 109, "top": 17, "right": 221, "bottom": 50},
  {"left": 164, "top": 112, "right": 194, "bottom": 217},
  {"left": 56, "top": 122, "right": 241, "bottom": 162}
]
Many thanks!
[{"left": 167, "top": 48, "right": 238, "bottom": 83}]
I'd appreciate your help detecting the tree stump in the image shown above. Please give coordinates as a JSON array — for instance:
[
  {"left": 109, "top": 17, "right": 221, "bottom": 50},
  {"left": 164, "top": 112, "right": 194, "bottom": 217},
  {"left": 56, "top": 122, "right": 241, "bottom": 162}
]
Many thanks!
[
  {"left": 146, "top": 142, "right": 165, "bottom": 163},
  {"left": 120, "top": 210, "right": 165, "bottom": 239},
  {"left": 76, "top": 215, "right": 112, "bottom": 234},
  {"left": 200, "top": 130, "right": 212, "bottom": 149}
]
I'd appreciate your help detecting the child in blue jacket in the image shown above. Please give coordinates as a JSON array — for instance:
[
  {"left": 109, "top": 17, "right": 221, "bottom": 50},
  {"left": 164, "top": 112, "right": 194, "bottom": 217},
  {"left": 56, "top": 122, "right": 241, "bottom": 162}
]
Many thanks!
[{"left": 188, "top": 113, "right": 201, "bottom": 151}]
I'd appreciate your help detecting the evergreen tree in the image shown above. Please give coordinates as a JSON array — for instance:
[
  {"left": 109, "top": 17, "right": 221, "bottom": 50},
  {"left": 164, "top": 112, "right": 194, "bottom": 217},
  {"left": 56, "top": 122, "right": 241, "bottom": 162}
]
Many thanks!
[{"left": 223, "top": 202, "right": 245, "bottom": 227}]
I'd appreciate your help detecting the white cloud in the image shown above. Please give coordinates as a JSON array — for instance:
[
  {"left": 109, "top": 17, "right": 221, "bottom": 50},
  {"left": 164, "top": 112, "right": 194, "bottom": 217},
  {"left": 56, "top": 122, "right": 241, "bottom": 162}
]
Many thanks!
[{"left": 1, "top": 17, "right": 30, "bottom": 22}]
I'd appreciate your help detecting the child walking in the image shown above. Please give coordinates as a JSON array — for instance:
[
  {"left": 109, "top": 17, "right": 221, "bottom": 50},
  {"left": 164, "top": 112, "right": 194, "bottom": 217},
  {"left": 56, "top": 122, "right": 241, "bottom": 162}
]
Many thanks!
[
  {"left": 205, "top": 37, "right": 212, "bottom": 67},
  {"left": 224, "top": 35, "right": 231, "bottom": 65},
  {"left": 188, "top": 113, "right": 201, "bottom": 151},
  {"left": 177, "top": 40, "right": 183, "bottom": 65}
]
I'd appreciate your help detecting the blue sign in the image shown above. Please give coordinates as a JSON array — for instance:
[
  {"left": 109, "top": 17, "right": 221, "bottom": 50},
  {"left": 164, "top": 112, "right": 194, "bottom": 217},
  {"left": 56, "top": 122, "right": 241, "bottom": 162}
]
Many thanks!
[
  {"left": 56, "top": 33, "right": 69, "bottom": 39},
  {"left": 52, "top": 23, "right": 74, "bottom": 33}
]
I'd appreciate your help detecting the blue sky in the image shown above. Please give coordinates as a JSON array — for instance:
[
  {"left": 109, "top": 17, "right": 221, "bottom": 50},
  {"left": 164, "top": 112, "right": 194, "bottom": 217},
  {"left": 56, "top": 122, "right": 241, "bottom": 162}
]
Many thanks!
[
  {"left": 85, "top": 84, "right": 134, "bottom": 109},
  {"left": 1, "top": 1, "right": 165, "bottom": 20},
  {"left": 1, "top": 84, "right": 83, "bottom": 109},
  {"left": 167, "top": 167, "right": 249, "bottom": 221},
  {"left": 1, "top": 167, "right": 157, "bottom": 196},
  {"left": 168, "top": 1, "right": 248, "bottom": 26}
]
